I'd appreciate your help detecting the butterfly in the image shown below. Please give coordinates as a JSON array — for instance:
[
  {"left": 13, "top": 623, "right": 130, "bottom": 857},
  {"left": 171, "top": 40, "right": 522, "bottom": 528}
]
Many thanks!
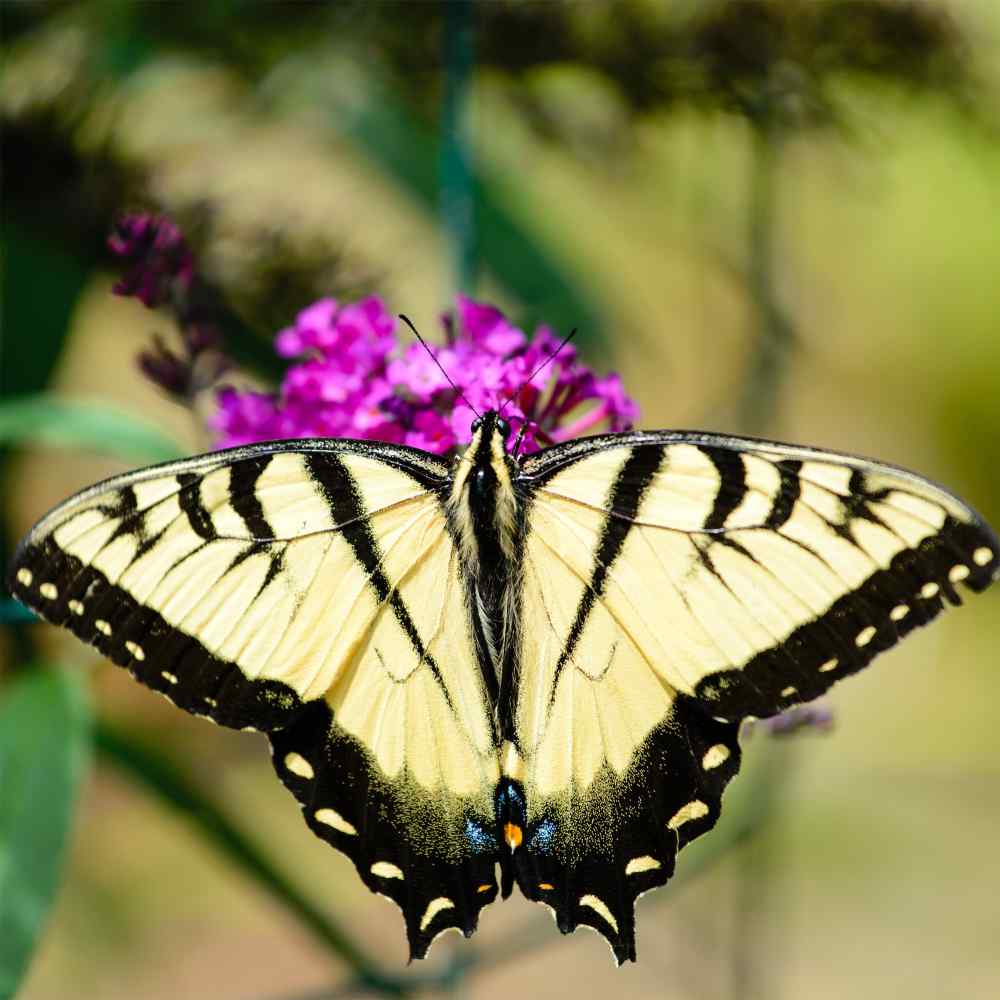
[{"left": 8, "top": 409, "right": 998, "bottom": 963}]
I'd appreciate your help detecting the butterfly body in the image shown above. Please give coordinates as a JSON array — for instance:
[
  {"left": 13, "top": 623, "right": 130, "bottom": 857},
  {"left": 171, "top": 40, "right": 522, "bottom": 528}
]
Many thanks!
[{"left": 9, "top": 417, "right": 998, "bottom": 963}]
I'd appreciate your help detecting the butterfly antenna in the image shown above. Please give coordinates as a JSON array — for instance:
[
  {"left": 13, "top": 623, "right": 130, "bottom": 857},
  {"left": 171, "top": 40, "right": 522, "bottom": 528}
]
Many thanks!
[
  {"left": 499, "top": 327, "right": 578, "bottom": 417},
  {"left": 398, "top": 314, "right": 481, "bottom": 419}
]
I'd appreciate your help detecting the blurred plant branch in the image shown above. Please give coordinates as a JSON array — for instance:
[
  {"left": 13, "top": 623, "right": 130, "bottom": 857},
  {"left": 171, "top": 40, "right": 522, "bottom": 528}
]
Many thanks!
[{"left": 94, "top": 720, "right": 412, "bottom": 997}]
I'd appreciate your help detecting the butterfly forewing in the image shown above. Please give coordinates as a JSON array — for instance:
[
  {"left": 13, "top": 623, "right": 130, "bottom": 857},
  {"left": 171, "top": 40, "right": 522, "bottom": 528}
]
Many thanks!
[
  {"left": 8, "top": 439, "right": 502, "bottom": 956},
  {"left": 509, "top": 431, "right": 998, "bottom": 958}
]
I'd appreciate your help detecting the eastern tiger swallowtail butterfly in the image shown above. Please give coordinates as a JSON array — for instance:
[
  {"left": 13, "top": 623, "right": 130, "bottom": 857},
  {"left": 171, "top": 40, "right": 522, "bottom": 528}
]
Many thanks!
[{"left": 8, "top": 410, "right": 998, "bottom": 962}]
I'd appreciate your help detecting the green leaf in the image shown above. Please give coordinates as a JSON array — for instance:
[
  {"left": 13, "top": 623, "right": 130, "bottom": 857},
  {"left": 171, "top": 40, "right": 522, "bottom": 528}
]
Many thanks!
[
  {"left": 0, "top": 669, "right": 92, "bottom": 999},
  {"left": 0, "top": 224, "right": 91, "bottom": 400},
  {"left": 0, "top": 396, "right": 185, "bottom": 465}
]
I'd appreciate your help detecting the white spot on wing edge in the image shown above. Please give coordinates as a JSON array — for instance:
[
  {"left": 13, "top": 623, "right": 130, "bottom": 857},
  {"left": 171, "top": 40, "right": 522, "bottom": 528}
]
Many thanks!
[
  {"left": 95, "top": 619, "right": 112, "bottom": 636},
  {"left": 371, "top": 861, "right": 404, "bottom": 880},
  {"left": 701, "top": 744, "right": 730, "bottom": 770},
  {"left": 625, "top": 855, "right": 661, "bottom": 876},
  {"left": 855, "top": 625, "right": 877, "bottom": 647},
  {"left": 818, "top": 658, "right": 838, "bottom": 673},
  {"left": 16, "top": 568, "right": 32, "bottom": 587},
  {"left": 314, "top": 808, "right": 357, "bottom": 836},
  {"left": 419, "top": 896, "right": 455, "bottom": 932},
  {"left": 667, "top": 800, "right": 709, "bottom": 830},
  {"left": 40, "top": 582, "right": 58, "bottom": 599},
  {"left": 780, "top": 685, "right": 797, "bottom": 697},
  {"left": 921, "top": 581, "right": 940, "bottom": 599},
  {"left": 973, "top": 546, "right": 993, "bottom": 567},
  {"left": 68, "top": 599, "right": 84, "bottom": 615},
  {"left": 579, "top": 894, "right": 619, "bottom": 934},
  {"left": 890, "top": 604, "right": 909, "bottom": 621},
  {"left": 284, "top": 752, "right": 314, "bottom": 780},
  {"left": 949, "top": 564, "right": 970, "bottom": 583},
  {"left": 161, "top": 671, "right": 178, "bottom": 685}
]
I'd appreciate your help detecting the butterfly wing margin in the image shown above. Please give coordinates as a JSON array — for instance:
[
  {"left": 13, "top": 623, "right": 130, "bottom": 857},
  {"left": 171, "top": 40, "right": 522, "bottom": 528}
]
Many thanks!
[
  {"left": 9, "top": 439, "right": 504, "bottom": 955},
  {"left": 508, "top": 430, "right": 998, "bottom": 959}
]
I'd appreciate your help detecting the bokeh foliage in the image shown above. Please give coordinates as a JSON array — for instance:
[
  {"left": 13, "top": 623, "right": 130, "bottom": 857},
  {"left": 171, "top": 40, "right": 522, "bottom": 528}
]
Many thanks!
[{"left": 2, "top": 3, "right": 999, "bottom": 999}]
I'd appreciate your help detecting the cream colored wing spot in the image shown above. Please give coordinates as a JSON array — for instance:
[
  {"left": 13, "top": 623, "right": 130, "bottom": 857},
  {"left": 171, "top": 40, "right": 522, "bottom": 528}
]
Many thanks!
[
  {"left": 624, "top": 856, "right": 661, "bottom": 876},
  {"left": 890, "top": 604, "right": 909, "bottom": 621},
  {"left": 371, "top": 861, "right": 405, "bottom": 880},
  {"left": 579, "top": 895, "right": 619, "bottom": 934},
  {"left": 780, "top": 685, "right": 797, "bottom": 697},
  {"left": 818, "top": 657, "right": 838, "bottom": 673},
  {"left": 95, "top": 619, "right": 112, "bottom": 636},
  {"left": 161, "top": 671, "right": 179, "bottom": 685},
  {"left": 204, "top": 697, "right": 218, "bottom": 708},
  {"left": 284, "top": 752, "right": 314, "bottom": 780},
  {"left": 668, "top": 800, "right": 709, "bottom": 830},
  {"left": 855, "top": 626, "right": 877, "bottom": 648},
  {"left": 701, "top": 744, "right": 731, "bottom": 770},
  {"left": 419, "top": 897, "right": 455, "bottom": 932},
  {"left": 314, "top": 808, "right": 357, "bottom": 836},
  {"left": 949, "top": 564, "right": 970, "bottom": 583},
  {"left": 921, "top": 582, "right": 940, "bottom": 599},
  {"left": 68, "top": 599, "right": 84, "bottom": 616},
  {"left": 16, "top": 568, "right": 32, "bottom": 587},
  {"left": 974, "top": 547, "right": 993, "bottom": 566},
  {"left": 125, "top": 640, "right": 145, "bottom": 661},
  {"left": 39, "top": 582, "right": 58, "bottom": 599}
]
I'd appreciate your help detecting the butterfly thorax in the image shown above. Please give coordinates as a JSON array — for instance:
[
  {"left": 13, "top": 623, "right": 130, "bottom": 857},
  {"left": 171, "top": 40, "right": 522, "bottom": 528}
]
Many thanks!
[
  {"left": 447, "top": 410, "right": 522, "bottom": 723},
  {"left": 448, "top": 410, "right": 520, "bottom": 579}
]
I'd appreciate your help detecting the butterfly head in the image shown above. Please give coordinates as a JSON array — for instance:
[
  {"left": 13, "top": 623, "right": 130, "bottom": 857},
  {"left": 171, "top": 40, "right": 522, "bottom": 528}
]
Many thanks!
[{"left": 470, "top": 410, "right": 511, "bottom": 447}]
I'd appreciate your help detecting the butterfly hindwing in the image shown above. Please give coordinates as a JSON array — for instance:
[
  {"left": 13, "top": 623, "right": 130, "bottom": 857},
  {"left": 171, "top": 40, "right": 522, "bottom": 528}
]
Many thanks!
[
  {"left": 509, "top": 430, "right": 998, "bottom": 957},
  {"left": 509, "top": 699, "right": 741, "bottom": 963}
]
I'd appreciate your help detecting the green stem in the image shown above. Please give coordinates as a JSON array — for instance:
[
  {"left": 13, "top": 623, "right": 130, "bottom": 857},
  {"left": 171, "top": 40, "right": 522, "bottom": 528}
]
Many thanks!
[
  {"left": 441, "top": 0, "right": 477, "bottom": 295},
  {"left": 94, "top": 720, "right": 408, "bottom": 996},
  {"left": 737, "top": 122, "right": 796, "bottom": 434}
]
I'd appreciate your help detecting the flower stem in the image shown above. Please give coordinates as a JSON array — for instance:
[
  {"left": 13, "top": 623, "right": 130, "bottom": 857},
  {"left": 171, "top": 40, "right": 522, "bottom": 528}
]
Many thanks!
[
  {"left": 737, "top": 122, "right": 796, "bottom": 434},
  {"left": 441, "top": 0, "right": 477, "bottom": 295}
]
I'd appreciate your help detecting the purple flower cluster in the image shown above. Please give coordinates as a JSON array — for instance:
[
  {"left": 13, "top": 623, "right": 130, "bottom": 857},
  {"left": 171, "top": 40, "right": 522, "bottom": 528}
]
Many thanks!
[
  {"left": 747, "top": 700, "right": 836, "bottom": 738},
  {"left": 213, "top": 295, "right": 639, "bottom": 455},
  {"left": 109, "top": 214, "right": 225, "bottom": 400},
  {"left": 108, "top": 215, "right": 194, "bottom": 309}
]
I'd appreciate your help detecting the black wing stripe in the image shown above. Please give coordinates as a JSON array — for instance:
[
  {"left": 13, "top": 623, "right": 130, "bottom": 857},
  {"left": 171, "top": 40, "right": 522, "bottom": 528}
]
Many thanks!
[
  {"left": 765, "top": 459, "right": 801, "bottom": 529},
  {"left": 176, "top": 472, "right": 215, "bottom": 540},
  {"left": 229, "top": 455, "right": 276, "bottom": 539},
  {"left": 304, "top": 453, "right": 453, "bottom": 704},
  {"left": 702, "top": 446, "right": 747, "bottom": 531},
  {"left": 548, "top": 445, "right": 663, "bottom": 698}
]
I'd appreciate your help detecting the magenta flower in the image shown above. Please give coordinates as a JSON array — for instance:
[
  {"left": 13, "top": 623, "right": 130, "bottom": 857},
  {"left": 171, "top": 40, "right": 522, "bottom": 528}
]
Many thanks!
[{"left": 211, "top": 293, "right": 640, "bottom": 456}]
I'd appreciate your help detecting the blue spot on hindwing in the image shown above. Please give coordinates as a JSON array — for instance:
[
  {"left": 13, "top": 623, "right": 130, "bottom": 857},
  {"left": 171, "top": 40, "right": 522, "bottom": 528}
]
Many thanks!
[
  {"left": 464, "top": 817, "right": 498, "bottom": 853},
  {"left": 528, "top": 818, "right": 557, "bottom": 853}
]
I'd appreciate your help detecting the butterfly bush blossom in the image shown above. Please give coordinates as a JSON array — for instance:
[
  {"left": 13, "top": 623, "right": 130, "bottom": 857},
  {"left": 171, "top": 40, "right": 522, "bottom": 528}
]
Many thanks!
[{"left": 212, "top": 295, "right": 640, "bottom": 456}]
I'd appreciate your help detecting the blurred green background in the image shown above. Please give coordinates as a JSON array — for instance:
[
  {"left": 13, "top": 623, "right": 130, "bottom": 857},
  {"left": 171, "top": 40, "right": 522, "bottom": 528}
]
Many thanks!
[{"left": 2, "top": 2, "right": 999, "bottom": 998}]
